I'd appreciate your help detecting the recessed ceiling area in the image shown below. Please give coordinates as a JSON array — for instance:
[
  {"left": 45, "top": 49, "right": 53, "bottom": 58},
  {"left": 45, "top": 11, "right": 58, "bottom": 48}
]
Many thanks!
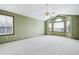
[{"left": 0, "top": 4, "right": 79, "bottom": 20}]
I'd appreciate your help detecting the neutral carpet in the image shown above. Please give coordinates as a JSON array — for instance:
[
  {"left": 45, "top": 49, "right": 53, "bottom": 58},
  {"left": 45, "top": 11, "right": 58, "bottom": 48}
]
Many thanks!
[{"left": 0, "top": 35, "right": 79, "bottom": 55}]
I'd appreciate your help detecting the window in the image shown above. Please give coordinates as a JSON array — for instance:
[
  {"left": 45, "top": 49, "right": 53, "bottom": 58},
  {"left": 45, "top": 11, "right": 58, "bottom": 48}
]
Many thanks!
[
  {"left": 48, "top": 23, "right": 52, "bottom": 32},
  {"left": 0, "top": 14, "right": 14, "bottom": 35},
  {"left": 56, "top": 19, "right": 62, "bottom": 22},
  {"left": 66, "top": 20, "right": 70, "bottom": 32},
  {"left": 53, "top": 19, "right": 64, "bottom": 32}
]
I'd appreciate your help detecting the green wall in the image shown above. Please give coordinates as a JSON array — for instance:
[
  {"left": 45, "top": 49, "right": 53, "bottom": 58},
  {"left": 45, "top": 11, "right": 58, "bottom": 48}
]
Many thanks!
[
  {"left": 45, "top": 15, "right": 79, "bottom": 39},
  {"left": 71, "top": 16, "right": 79, "bottom": 39},
  {"left": 0, "top": 10, "right": 44, "bottom": 43}
]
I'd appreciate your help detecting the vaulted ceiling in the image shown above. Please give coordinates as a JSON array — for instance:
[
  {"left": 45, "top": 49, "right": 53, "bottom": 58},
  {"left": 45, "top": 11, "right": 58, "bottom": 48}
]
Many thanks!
[{"left": 0, "top": 4, "right": 79, "bottom": 20}]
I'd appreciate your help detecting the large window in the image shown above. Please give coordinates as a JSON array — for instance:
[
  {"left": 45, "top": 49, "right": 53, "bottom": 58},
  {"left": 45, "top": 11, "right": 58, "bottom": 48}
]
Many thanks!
[
  {"left": 54, "top": 22, "right": 64, "bottom": 32},
  {"left": 47, "top": 18, "right": 64, "bottom": 32},
  {"left": 0, "top": 14, "right": 14, "bottom": 35},
  {"left": 53, "top": 18, "right": 64, "bottom": 32}
]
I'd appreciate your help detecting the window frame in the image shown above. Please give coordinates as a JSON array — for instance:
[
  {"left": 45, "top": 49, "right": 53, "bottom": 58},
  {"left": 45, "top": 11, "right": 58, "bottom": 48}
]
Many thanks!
[{"left": 0, "top": 13, "right": 14, "bottom": 36}]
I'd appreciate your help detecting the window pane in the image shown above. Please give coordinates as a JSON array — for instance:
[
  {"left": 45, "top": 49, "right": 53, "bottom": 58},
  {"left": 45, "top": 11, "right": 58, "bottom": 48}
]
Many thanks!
[
  {"left": 54, "top": 22, "right": 64, "bottom": 32},
  {"left": 56, "top": 19, "right": 62, "bottom": 22},
  {"left": 0, "top": 14, "right": 14, "bottom": 35},
  {"left": 66, "top": 20, "right": 72, "bottom": 33},
  {"left": 0, "top": 15, "right": 7, "bottom": 35},
  {"left": 48, "top": 23, "right": 52, "bottom": 32},
  {"left": 6, "top": 16, "right": 13, "bottom": 34}
]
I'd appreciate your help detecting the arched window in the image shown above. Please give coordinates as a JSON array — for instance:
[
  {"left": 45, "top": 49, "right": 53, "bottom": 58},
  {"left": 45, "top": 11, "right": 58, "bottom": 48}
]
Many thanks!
[{"left": 56, "top": 19, "right": 62, "bottom": 22}]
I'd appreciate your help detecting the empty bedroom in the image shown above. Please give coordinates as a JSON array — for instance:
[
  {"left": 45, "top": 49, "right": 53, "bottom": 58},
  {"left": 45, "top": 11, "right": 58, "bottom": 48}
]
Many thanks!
[{"left": 0, "top": 4, "right": 79, "bottom": 55}]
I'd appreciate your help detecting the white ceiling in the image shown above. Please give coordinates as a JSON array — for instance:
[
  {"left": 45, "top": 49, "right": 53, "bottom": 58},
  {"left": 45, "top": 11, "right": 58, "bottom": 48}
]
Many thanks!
[{"left": 0, "top": 4, "right": 79, "bottom": 21}]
